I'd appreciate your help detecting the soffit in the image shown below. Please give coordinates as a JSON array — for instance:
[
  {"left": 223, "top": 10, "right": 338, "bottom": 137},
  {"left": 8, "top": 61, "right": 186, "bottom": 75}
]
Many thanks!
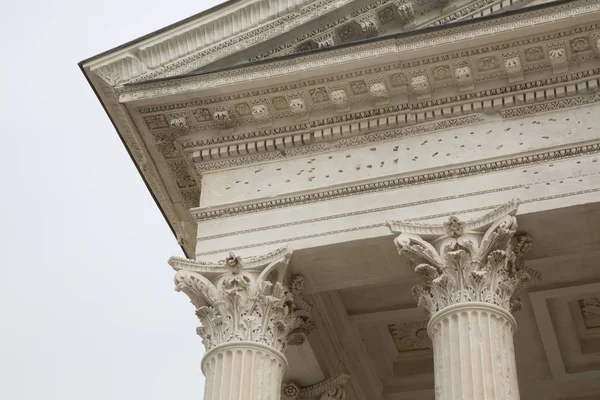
[{"left": 297, "top": 203, "right": 600, "bottom": 399}]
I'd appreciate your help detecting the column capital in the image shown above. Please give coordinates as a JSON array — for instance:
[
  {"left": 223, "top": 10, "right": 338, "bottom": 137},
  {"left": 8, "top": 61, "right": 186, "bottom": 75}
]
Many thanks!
[
  {"left": 388, "top": 199, "right": 535, "bottom": 316},
  {"left": 168, "top": 247, "right": 313, "bottom": 353}
]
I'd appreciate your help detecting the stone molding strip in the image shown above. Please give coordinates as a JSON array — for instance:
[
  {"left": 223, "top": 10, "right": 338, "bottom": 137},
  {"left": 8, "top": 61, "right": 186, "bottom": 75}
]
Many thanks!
[
  {"left": 195, "top": 185, "right": 600, "bottom": 255},
  {"left": 191, "top": 140, "right": 600, "bottom": 221}
]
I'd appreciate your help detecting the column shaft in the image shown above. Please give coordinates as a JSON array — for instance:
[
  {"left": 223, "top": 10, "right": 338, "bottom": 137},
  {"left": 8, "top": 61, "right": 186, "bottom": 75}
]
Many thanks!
[
  {"left": 429, "top": 303, "right": 519, "bottom": 400},
  {"left": 202, "top": 342, "right": 287, "bottom": 400}
]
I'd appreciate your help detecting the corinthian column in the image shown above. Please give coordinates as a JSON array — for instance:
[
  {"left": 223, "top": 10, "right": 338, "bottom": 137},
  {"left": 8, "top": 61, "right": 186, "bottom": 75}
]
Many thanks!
[
  {"left": 168, "top": 247, "right": 313, "bottom": 400},
  {"left": 388, "top": 200, "right": 534, "bottom": 400}
]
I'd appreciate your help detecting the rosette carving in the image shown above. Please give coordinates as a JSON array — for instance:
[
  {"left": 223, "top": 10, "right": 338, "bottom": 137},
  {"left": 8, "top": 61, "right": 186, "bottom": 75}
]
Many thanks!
[
  {"left": 168, "top": 247, "right": 313, "bottom": 352},
  {"left": 389, "top": 200, "right": 536, "bottom": 316},
  {"left": 283, "top": 373, "right": 350, "bottom": 400}
]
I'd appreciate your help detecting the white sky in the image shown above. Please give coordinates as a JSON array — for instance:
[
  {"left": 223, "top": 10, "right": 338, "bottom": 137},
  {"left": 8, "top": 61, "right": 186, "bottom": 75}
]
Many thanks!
[{"left": 0, "top": 1, "right": 223, "bottom": 398}]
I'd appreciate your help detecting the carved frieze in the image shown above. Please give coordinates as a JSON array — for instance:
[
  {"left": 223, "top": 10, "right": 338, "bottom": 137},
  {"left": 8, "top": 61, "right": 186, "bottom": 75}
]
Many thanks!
[{"left": 581, "top": 297, "right": 600, "bottom": 329}]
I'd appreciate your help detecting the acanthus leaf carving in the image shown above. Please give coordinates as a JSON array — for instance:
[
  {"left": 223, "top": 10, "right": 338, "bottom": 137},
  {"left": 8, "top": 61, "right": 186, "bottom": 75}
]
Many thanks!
[
  {"left": 169, "top": 247, "right": 314, "bottom": 352},
  {"left": 389, "top": 200, "right": 537, "bottom": 316}
]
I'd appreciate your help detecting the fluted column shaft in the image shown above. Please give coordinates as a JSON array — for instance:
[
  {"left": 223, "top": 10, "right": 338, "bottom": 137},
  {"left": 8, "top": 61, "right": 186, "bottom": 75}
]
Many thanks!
[
  {"left": 429, "top": 303, "right": 519, "bottom": 400},
  {"left": 202, "top": 342, "right": 287, "bottom": 400}
]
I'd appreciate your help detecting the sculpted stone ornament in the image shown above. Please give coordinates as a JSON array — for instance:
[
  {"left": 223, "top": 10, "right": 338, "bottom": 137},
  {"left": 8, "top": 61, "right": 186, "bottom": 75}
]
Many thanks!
[
  {"left": 282, "top": 374, "right": 350, "bottom": 400},
  {"left": 395, "top": 1, "right": 415, "bottom": 25},
  {"left": 389, "top": 199, "right": 536, "bottom": 400},
  {"left": 504, "top": 56, "right": 523, "bottom": 83},
  {"left": 251, "top": 104, "right": 271, "bottom": 121},
  {"left": 369, "top": 82, "right": 388, "bottom": 99},
  {"left": 549, "top": 47, "right": 569, "bottom": 74},
  {"left": 389, "top": 321, "right": 432, "bottom": 350},
  {"left": 289, "top": 98, "right": 308, "bottom": 115},
  {"left": 168, "top": 116, "right": 188, "bottom": 131},
  {"left": 213, "top": 110, "right": 235, "bottom": 127},
  {"left": 169, "top": 247, "right": 315, "bottom": 400},
  {"left": 389, "top": 199, "right": 531, "bottom": 316},
  {"left": 169, "top": 246, "right": 312, "bottom": 351},
  {"left": 454, "top": 66, "right": 474, "bottom": 90},
  {"left": 329, "top": 89, "right": 349, "bottom": 109},
  {"left": 358, "top": 15, "right": 382, "bottom": 38},
  {"left": 582, "top": 297, "right": 600, "bottom": 328},
  {"left": 411, "top": 75, "right": 430, "bottom": 96}
]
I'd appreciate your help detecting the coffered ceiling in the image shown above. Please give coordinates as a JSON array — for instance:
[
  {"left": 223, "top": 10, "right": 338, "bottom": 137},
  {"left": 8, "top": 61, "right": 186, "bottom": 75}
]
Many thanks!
[{"left": 288, "top": 202, "right": 600, "bottom": 399}]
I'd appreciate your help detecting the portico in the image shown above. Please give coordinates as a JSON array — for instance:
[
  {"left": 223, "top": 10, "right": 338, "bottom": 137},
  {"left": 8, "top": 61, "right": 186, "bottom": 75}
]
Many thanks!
[{"left": 81, "top": 0, "right": 600, "bottom": 398}]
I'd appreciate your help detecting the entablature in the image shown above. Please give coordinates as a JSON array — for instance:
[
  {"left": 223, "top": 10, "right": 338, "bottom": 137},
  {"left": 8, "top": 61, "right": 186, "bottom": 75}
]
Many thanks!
[{"left": 81, "top": 0, "right": 600, "bottom": 257}]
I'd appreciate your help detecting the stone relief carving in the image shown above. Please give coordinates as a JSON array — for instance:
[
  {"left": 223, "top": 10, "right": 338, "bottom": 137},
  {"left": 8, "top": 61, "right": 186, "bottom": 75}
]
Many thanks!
[
  {"left": 432, "top": 66, "right": 451, "bottom": 80},
  {"left": 525, "top": 46, "right": 545, "bottom": 62},
  {"left": 251, "top": 104, "right": 271, "bottom": 121},
  {"left": 571, "top": 37, "right": 590, "bottom": 52},
  {"left": 169, "top": 247, "right": 314, "bottom": 352},
  {"left": 369, "top": 82, "right": 389, "bottom": 98},
  {"left": 282, "top": 373, "right": 350, "bottom": 400},
  {"left": 329, "top": 89, "right": 349, "bottom": 109},
  {"left": 389, "top": 321, "right": 432, "bottom": 351},
  {"left": 581, "top": 297, "right": 600, "bottom": 328},
  {"left": 213, "top": 110, "right": 236, "bottom": 127},
  {"left": 504, "top": 56, "right": 523, "bottom": 82},
  {"left": 549, "top": 47, "right": 569, "bottom": 74},
  {"left": 411, "top": 75, "right": 430, "bottom": 95},
  {"left": 454, "top": 66, "right": 474, "bottom": 89},
  {"left": 396, "top": 1, "right": 415, "bottom": 25},
  {"left": 478, "top": 56, "right": 498, "bottom": 71},
  {"left": 290, "top": 98, "right": 308, "bottom": 115},
  {"left": 389, "top": 200, "right": 536, "bottom": 316}
]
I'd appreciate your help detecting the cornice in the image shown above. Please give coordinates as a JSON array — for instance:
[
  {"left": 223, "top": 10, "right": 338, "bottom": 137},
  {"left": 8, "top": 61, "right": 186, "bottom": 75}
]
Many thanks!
[
  {"left": 250, "top": 0, "right": 534, "bottom": 63},
  {"left": 170, "top": 71, "right": 600, "bottom": 174},
  {"left": 82, "top": 75, "right": 199, "bottom": 257},
  {"left": 117, "top": 0, "right": 600, "bottom": 101},
  {"left": 190, "top": 139, "right": 600, "bottom": 221},
  {"left": 84, "top": 0, "right": 535, "bottom": 87},
  {"left": 85, "top": 0, "right": 359, "bottom": 85}
]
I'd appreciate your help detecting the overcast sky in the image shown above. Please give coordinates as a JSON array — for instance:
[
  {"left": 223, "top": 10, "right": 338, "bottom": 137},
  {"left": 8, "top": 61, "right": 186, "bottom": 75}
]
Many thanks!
[{"left": 0, "top": 1, "right": 223, "bottom": 398}]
